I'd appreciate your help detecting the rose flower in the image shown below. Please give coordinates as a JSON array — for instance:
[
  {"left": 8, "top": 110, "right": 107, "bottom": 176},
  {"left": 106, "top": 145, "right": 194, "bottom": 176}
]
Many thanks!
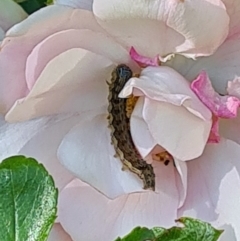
[{"left": 1, "top": 0, "right": 240, "bottom": 240}]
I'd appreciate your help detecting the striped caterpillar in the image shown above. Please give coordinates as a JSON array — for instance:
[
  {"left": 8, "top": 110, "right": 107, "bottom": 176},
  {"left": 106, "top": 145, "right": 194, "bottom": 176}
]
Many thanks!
[{"left": 107, "top": 64, "right": 155, "bottom": 190}]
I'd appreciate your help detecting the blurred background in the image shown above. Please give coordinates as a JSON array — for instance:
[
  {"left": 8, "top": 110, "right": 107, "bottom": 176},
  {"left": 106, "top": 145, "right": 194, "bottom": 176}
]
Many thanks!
[{"left": 14, "top": 0, "right": 52, "bottom": 14}]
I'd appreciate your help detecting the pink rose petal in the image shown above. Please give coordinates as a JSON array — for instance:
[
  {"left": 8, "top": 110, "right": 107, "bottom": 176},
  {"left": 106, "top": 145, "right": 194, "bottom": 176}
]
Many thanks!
[
  {"left": 120, "top": 66, "right": 212, "bottom": 121},
  {"left": 0, "top": 113, "right": 77, "bottom": 191},
  {"left": 5, "top": 50, "right": 111, "bottom": 122},
  {"left": 191, "top": 72, "right": 240, "bottom": 144},
  {"left": 130, "top": 47, "right": 160, "bottom": 67},
  {"left": 47, "top": 224, "right": 72, "bottom": 241},
  {"left": 0, "top": 6, "right": 73, "bottom": 113},
  {"left": 179, "top": 139, "right": 240, "bottom": 240},
  {"left": 18, "top": 113, "right": 83, "bottom": 191},
  {"left": 174, "top": 159, "right": 187, "bottom": 208},
  {"left": 25, "top": 29, "right": 137, "bottom": 90},
  {"left": 191, "top": 71, "right": 240, "bottom": 118},
  {"left": 221, "top": 0, "right": 240, "bottom": 38},
  {"left": 93, "top": 0, "right": 229, "bottom": 58},
  {"left": 55, "top": 0, "right": 93, "bottom": 11},
  {"left": 3, "top": 8, "right": 139, "bottom": 122},
  {"left": 130, "top": 97, "right": 157, "bottom": 158},
  {"left": 120, "top": 66, "right": 212, "bottom": 160},
  {"left": 58, "top": 167, "right": 179, "bottom": 241},
  {"left": 142, "top": 98, "right": 211, "bottom": 160},
  {"left": 0, "top": 114, "right": 53, "bottom": 160},
  {"left": 57, "top": 114, "right": 147, "bottom": 198},
  {"left": 0, "top": 6, "right": 106, "bottom": 114},
  {"left": 208, "top": 115, "right": 221, "bottom": 143}
]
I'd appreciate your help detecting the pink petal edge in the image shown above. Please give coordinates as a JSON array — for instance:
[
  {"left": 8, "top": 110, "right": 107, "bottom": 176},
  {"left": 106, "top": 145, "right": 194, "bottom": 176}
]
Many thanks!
[
  {"left": 191, "top": 71, "right": 240, "bottom": 118},
  {"left": 191, "top": 71, "right": 240, "bottom": 143},
  {"left": 130, "top": 47, "right": 160, "bottom": 67},
  {"left": 208, "top": 116, "right": 221, "bottom": 144},
  {"left": 58, "top": 175, "right": 179, "bottom": 241},
  {"left": 178, "top": 139, "right": 240, "bottom": 240}
]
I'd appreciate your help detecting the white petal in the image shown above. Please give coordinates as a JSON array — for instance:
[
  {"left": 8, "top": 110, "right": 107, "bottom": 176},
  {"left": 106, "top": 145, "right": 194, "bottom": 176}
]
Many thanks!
[
  {"left": 143, "top": 99, "right": 211, "bottom": 160},
  {"left": 120, "top": 66, "right": 212, "bottom": 120},
  {"left": 0, "top": 6, "right": 104, "bottom": 113},
  {"left": 55, "top": 0, "right": 93, "bottom": 11},
  {"left": 93, "top": 0, "right": 229, "bottom": 58},
  {"left": 120, "top": 66, "right": 212, "bottom": 160},
  {"left": 58, "top": 114, "right": 147, "bottom": 198},
  {"left": 179, "top": 139, "right": 240, "bottom": 240},
  {"left": 221, "top": 0, "right": 240, "bottom": 37},
  {"left": 0, "top": 113, "right": 82, "bottom": 190},
  {"left": 130, "top": 97, "right": 157, "bottom": 158},
  {"left": 0, "top": 114, "right": 53, "bottom": 160},
  {"left": 47, "top": 223, "right": 72, "bottom": 241},
  {"left": 174, "top": 159, "right": 187, "bottom": 208},
  {"left": 18, "top": 113, "right": 85, "bottom": 191},
  {"left": 5, "top": 49, "right": 110, "bottom": 122},
  {"left": 25, "top": 29, "right": 137, "bottom": 90},
  {"left": 7, "top": 6, "right": 83, "bottom": 37},
  {"left": 58, "top": 173, "right": 179, "bottom": 241}
]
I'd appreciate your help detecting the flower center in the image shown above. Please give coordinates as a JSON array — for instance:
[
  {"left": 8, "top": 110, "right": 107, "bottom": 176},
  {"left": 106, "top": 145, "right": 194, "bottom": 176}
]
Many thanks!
[
  {"left": 152, "top": 152, "right": 174, "bottom": 166},
  {"left": 126, "top": 95, "right": 139, "bottom": 118}
]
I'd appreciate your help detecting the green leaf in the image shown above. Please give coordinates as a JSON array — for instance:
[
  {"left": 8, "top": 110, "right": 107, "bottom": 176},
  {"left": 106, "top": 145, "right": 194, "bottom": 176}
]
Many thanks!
[
  {"left": 14, "top": 0, "right": 47, "bottom": 14},
  {"left": 0, "top": 155, "right": 58, "bottom": 241},
  {"left": 152, "top": 227, "right": 165, "bottom": 238},
  {"left": 14, "top": 0, "right": 27, "bottom": 3},
  {"left": 115, "top": 227, "right": 156, "bottom": 241},
  {"left": 45, "top": 0, "right": 53, "bottom": 5},
  {"left": 115, "top": 217, "right": 223, "bottom": 241},
  {"left": 156, "top": 217, "right": 223, "bottom": 241}
]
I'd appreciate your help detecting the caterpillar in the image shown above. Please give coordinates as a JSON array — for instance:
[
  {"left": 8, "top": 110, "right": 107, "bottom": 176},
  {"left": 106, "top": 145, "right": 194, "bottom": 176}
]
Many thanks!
[{"left": 107, "top": 64, "right": 155, "bottom": 190}]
